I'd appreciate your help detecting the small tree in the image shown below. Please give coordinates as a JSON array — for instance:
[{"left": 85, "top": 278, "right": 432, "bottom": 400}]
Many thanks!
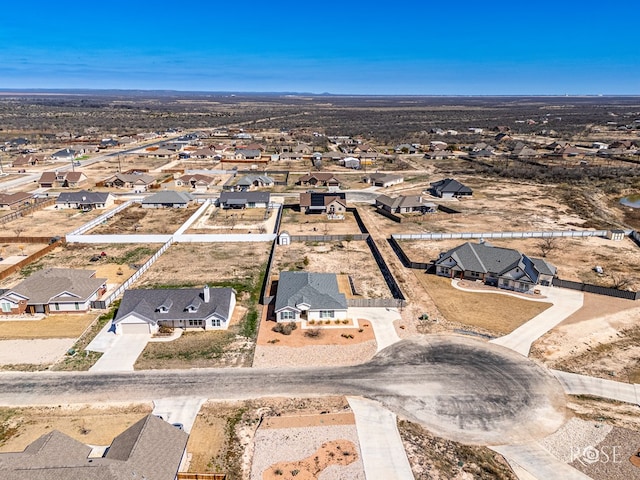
[
  {"left": 13, "top": 227, "right": 25, "bottom": 238},
  {"left": 536, "top": 237, "right": 558, "bottom": 258}
]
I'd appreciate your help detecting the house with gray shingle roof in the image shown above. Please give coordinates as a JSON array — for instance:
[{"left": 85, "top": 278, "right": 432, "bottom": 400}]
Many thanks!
[
  {"left": 362, "top": 173, "right": 404, "bottom": 188},
  {"left": 141, "top": 190, "right": 194, "bottom": 208},
  {"left": 429, "top": 178, "right": 473, "bottom": 198},
  {"left": 434, "top": 241, "right": 556, "bottom": 293},
  {"left": 218, "top": 191, "right": 270, "bottom": 209},
  {"left": 0, "top": 414, "right": 188, "bottom": 480},
  {"left": 375, "top": 195, "right": 436, "bottom": 214},
  {"left": 0, "top": 268, "right": 107, "bottom": 315},
  {"left": 55, "top": 190, "right": 114, "bottom": 210},
  {"left": 225, "top": 174, "right": 274, "bottom": 192},
  {"left": 112, "top": 286, "right": 235, "bottom": 334},
  {"left": 274, "top": 271, "right": 348, "bottom": 322}
]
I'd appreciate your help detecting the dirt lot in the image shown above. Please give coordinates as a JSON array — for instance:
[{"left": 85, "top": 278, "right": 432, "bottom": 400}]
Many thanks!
[
  {"left": 0, "top": 203, "right": 119, "bottom": 237},
  {"left": 135, "top": 242, "right": 271, "bottom": 288},
  {"left": 280, "top": 209, "right": 363, "bottom": 235},
  {"left": 413, "top": 273, "right": 552, "bottom": 336},
  {"left": 88, "top": 203, "right": 199, "bottom": 234},
  {"left": 78, "top": 154, "right": 174, "bottom": 182},
  {"left": 531, "top": 293, "right": 640, "bottom": 383},
  {"left": 187, "top": 203, "right": 274, "bottom": 234},
  {"left": 0, "top": 243, "right": 158, "bottom": 289},
  {"left": 0, "top": 403, "right": 153, "bottom": 452},
  {"left": 272, "top": 241, "right": 390, "bottom": 298},
  {"left": 397, "top": 235, "right": 640, "bottom": 289},
  {"left": 0, "top": 313, "right": 97, "bottom": 340}
]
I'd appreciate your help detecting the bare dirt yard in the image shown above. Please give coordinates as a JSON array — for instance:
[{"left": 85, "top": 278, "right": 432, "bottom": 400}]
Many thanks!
[
  {"left": 79, "top": 154, "right": 173, "bottom": 181},
  {"left": 280, "top": 209, "right": 362, "bottom": 235},
  {"left": 187, "top": 203, "right": 274, "bottom": 234},
  {"left": 272, "top": 241, "right": 391, "bottom": 299},
  {"left": 135, "top": 242, "right": 270, "bottom": 288},
  {"left": 88, "top": 203, "right": 199, "bottom": 234},
  {"left": 397, "top": 235, "right": 640, "bottom": 289},
  {"left": 530, "top": 293, "right": 640, "bottom": 383},
  {"left": 0, "top": 313, "right": 97, "bottom": 340},
  {"left": 0, "top": 403, "right": 153, "bottom": 453},
  {"left": 0, "top": 203, "right": 119, "bottom": 237},
  {"left": 413, "top": 273, "right": 552, "bottom": 337}
]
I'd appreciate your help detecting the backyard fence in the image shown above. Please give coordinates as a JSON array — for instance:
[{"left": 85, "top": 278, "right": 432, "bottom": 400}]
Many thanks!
[
  {"left": 66, "top": 234, "right": 173, "bottom": 244},
  {"left": 0, "top": 238, "right": 65, "bottom": 281},
  {"left": 177, "top": 473, "right": 226, "bottom": 480},
  {"left": 289, "top": 234, "right": 369, "bottom": 242},
  {"left": 347, "top": 298, "right": 405, "bottom": 308},
  {"left": 66, "top": 200, "right": 134, "bottom": 236},
  {"left": 552, "top": 278, "right": 640, "bottom": 301},
  {"left": 392, "top": 230, "right": 611, "bottom": 241},
  {"left": 631, "top": 230, "right": 640, "bottom": 248},
  {"left": 0, "top": 236, "right": 55, "bottom": 244},
  {"left": 91, "top": 238, "right": 174, "bottom": 308},
  {"left": 173, "top": 199, "right": 211, "bottom": 235},
  {"left": 0, "top": 198, "right": 55, "bottom": 224},
  {"left": 388, "top": 236, "right": 431, "bottom": 269}
]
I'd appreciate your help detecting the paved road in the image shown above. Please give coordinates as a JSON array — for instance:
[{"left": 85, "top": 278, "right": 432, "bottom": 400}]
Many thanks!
[
  {"left": 491, "top": 286, "right": 584, "bottom": 356},
  {"left": 0, "top": 335, "right": 566, "bottom": 445},
  {"left": 552, "top": 370, "right": 640, "bottom": 405}
]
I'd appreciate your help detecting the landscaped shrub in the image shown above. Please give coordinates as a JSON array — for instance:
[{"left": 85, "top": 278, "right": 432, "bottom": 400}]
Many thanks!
[{"left": 272, "top": 321, "right": 298, "bottom": 335}]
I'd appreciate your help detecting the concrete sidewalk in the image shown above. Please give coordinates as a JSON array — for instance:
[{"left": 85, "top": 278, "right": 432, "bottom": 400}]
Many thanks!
[
  {"left": 552, "top": 370, "right": 640, "bottom": 405},
  {"left": 347, "top": 396, "right": 413, "bottom": 480},
  {"left": 348, "top": 307, "right": 401, "bottom": 352},
  {"left": 491, "top": 443, "right": 592, "bottom": 480},
  {"left": 491, "top": 286, "right": 583, "bottom": 356}
]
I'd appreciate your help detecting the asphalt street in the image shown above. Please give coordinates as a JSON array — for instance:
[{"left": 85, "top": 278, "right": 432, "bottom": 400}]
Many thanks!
[{"left": 0, "top": 335, "right": 566, "bottom": 445}]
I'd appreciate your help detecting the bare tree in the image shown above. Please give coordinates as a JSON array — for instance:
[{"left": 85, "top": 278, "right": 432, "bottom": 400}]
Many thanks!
[
  {"left": 536, "top": 237, "right": 558, "bottom": 258},
  {"left": 13, "top": 226, "right": 25, "bottom": 238},
  {"left": 610, "top": 274, "right": 633, "bottom": 290}
]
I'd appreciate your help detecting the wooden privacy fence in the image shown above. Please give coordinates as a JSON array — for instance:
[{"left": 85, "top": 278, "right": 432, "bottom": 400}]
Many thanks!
[
  {"left": 0, "top": 198, "right": 55, "bottom": 224},
  {"left": 0, "top": 238, "right": 65, "bottom": 281},
  {"left": 177, "top": 473, "right": 226, "bottom": 480},
  {"left": 0, "top": 236, "right": 56, "bottom": 244}
]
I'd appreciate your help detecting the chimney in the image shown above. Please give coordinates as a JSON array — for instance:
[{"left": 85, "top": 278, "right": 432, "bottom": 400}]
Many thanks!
[{"left": 203, "top": 285, "right": 210, "bottom": 303}]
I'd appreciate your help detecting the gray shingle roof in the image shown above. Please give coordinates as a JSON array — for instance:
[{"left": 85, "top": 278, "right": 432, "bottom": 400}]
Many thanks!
[
  {"left": 56, "top": 190, "right": 111, "bottom": 205},
  {"left": 9, "top": 268, "right": 106, "bottom": 305},
  {"left": 142, "top": 190, "right": 193, "bottom": 205},
  {"left": 235, "top": 174, "right": 274, "bottom": 187},
  {"left": 430, "top": 178, "right": 473, "bottom": 195},
  {"left": 275, "top": 271, "right": 347, "bottom": 312},
  {"left": 0, "top": 415, "right": 188, "bottom": 480},
  {"left": 376, "top": 195, "right": 434, "bottom": 210},
  {"left": 114, "top": 287, "right": 235, "bottom": 324},
  {"left": 219, "top": 191, "right": 270, "bottom": 205}
]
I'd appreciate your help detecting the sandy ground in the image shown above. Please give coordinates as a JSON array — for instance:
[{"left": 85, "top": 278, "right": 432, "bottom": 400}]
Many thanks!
[
  {"left": 88, "top": 203, "right": 199, "bottom": 235},
  {"left": 187, "top": 203, "right": 275, "bottom": 234},
  {"left": 280, "top": 209, "right": 363, "bottom": 235},
  {"left": 0, "top": 338, "right": 74, "bottom": 366}
]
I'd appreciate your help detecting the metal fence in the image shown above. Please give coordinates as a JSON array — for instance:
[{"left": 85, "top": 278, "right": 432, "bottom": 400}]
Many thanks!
[
  {"left": 631, "top": 230, "right": 640, "bottom": 247},
  {"left": 347, "top": 298, "right": 405, "bottom": 308},
  {"left": 388, "top": 236, "right": 431, "bottom": 269},
  {"left": 552, "top": 278, "right": 640, "bottom": 301},
  {"left": 66, "top": 200, "right": 133, "bottom": 236},
  {"left": 290, "top": 234, "right": 369, "bottom": 242},
  {"left": 392, "top": 230, "right": 612, "bottom": 241},
  {"left": 67, "top": 234, "right": 173, "bottom": 244}
]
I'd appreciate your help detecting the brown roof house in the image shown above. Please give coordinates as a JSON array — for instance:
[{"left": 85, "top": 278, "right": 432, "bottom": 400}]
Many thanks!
[
  {"left": 0, "top": 414, "right": 188, "bottom": 480},
  {"left": 297, "top": 172, "right": 341, "bottom": 188},
  {"left": 362, "top": 173, "right": 404, "bottom": 188},
  {"left": 0, "top": 192, "right": 35, "bottom": 210},
  {"left": 0, "top": 268, "right": 106, "bottom": 315},
  {"left": 38, "top": 171, "right": 88, "bottom": 188},
  {"left": 175, "top": 173, "right": 216, "bottom": 192},
  {"left": 299, "top": 192, "right": 347, "bottom": 217},
  {"left": 103, "top": 172, "right": 156, "bottom": 192}
]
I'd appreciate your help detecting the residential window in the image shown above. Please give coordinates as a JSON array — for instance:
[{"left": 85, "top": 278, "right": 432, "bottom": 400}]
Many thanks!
[
  {"left": 212, "top": 318, "right": 221, "bottom": 327},
  {"left": 188, "top": 319, "right": 204, "bottom": 327},
  {"left": 1, "top": 302, "right": 11, "bottom": 313},
  {"left": 74, "top": 302, "right": 79, "bottom": 310},
  {"left": 319, "top": 310, "right": 334, "bottom": 318},
  {"left": 280, "top": 311, "right": 295, "bottom": 320},
  {"left": 54, "top": 303, "right": 60, "bottom": 311}
]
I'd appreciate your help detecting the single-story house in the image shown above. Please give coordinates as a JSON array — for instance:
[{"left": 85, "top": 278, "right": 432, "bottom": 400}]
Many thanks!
[
  {"left": 56, "top": 190, "right": 114, "bottom": 210},
  {"left": 0, "top": 268, "right": 107, "bottom": 315},
  {"left": 341, "top": 157, "right": 360, "bottom": 169},
  {"left": 141, "top": 190, "right": 194, "bottom": 208},
  {"left": 297, "top": 173, "right": 341, "bottom": 188},
  {"left": 112, "top": 286, "right": 236, "bottom": 334},
  {"left": 0, "top": 192, "right": 35, "bottom": 210},
  {"left": 38, "top": 171, "right": 88, "bottom": 188},
  {"left": 430, "top": 178, "right": 473, "bottom": 198},
  {"left": 394, "top": 143, "right": 418, "bottom": 154},
  {"left": 375, "top": 195, "right": 436, "bottom": 214},
  {"left": 189, "top": 147, "right": 218, "bottom": 159},
  {"left": 229, "top": 174, "right": 275, "bottom": 191},
  {"left": 234, "top": 149, "right": 262, "bottom": 160},
  {"left": 299, "top": 192, "right": 347, "bottom": 215},
  {"left": 175, "top": 173, "right": 216, "bottom": 192},
  {"left": 218, "top": 191, "right": 271, "bottom": 209},
  {"left": 362, "top": 173, "right": 404, "bottom": 188},
  {"left": 0, "top": 414, "right": 188, "bottom": 480},
  {"left": 424, "top": 151, "right": 454, "bottom": 160},
  {"left": 434, "top": 241, "right": 556, "bottom": 293},
  {"left": 274, "top": 271, "right": 348, "bottom": 322},
  {"left": 11, "top": 154, "right": 47, "bottom": 167},
  {"left": 103, "top": 173, "right": 156, "bottom": 192},
  {"left": 51, "top": 148, "right": 81, "bottom": 161}
]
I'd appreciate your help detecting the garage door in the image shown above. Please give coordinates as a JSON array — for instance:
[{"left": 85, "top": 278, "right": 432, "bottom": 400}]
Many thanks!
[{"left": 121, "top": 323, "right": 151, "bottom": 334}]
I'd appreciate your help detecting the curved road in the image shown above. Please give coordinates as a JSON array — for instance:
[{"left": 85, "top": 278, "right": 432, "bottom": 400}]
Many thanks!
[{"left": 0, "top": 335, "right": 566, "bottom": 445}]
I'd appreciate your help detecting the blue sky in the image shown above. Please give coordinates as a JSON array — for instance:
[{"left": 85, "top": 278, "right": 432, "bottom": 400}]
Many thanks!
[{"left": 0, "top": 0, "right": 638, "bottom": 95}]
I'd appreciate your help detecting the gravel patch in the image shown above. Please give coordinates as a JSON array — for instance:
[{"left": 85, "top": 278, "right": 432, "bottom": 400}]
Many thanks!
[
  {"left": 570, "top": 427, "right": 640, "bottom": 480},
  {"left": 251, "top": 424, "right": 365, "bottom": 480},
  {"left": 540, "top": 417, "right": 612, "bottom": 463},
  {"left": 252, "top": 341, "right": 377, "bottom": 368},
  {"left": 0, "top": 339, "right": 73, "bottom": 365}
]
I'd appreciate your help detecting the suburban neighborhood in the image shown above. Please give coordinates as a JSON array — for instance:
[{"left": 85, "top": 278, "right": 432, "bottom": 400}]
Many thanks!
[{"left": 0, "top": 93, "right": 639, "bottom": 480}]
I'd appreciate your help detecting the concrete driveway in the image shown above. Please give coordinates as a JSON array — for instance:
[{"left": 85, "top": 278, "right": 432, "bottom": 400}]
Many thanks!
[
  {"left": 348, "top": 307, "right": 401, "bottom": 352},
  {"left": 552, "top": 370, "right": 640, "bottom": 405},
  {"left": 89, "top": 333, "right": 150, "bottom": 372},
  {"left": 152, "top": 397, "right": 206, "bottom": 434},
  {"left": 491, "top": 286, "right": 584, "bottom": 356},
  {"left": 491, "top": 443, "right": 592, "bottom": 480}
]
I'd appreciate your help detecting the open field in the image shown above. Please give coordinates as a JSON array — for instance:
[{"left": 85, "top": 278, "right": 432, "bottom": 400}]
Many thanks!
[
  {"left": 413, "top": 273, "right": 552, "bottom": 336},
  {"left": 280, "top": 208, "right": 362, "bottom": 235},
  {"left": 88, "top": 203, "right": 199, "bottom": 234},
  {"left": 0, "top": 242, "right": 158, "bottom": 289},
  {"left": 272, "top": 241, "right": 391, "bottom": 298},
  {"left": 0, "top": 404, "right": 153, "bottom": 453},
  {"left": 399, "top": 235, "right": 640, "bottom": 288},
  {"left": 0, "top": 203, "right": 120, "bottom": 237},
  {"left": 0, "top": 313, "right": 97, "bottom": 340},
  {"left": 80, "top": 154, "right": 174, "bottom": 179},
  {"left": 135, "top": 242, "right": 270, "bottom": 287}
]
